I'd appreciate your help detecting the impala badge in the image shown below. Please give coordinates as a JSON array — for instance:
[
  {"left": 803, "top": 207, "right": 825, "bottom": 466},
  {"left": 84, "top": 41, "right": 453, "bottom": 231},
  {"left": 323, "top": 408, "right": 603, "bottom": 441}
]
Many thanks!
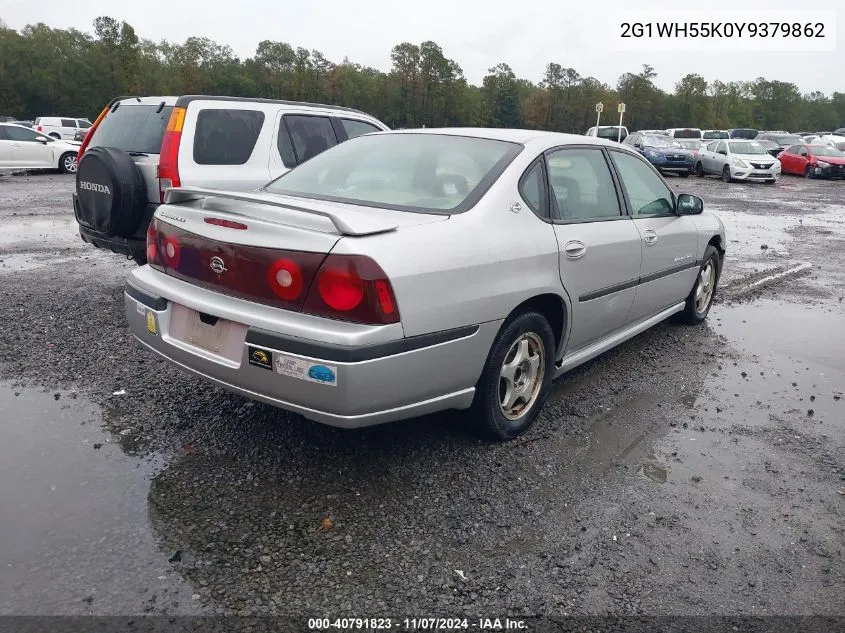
[{"left": 210, "top": 256, "right": 227, "bottom": 274}]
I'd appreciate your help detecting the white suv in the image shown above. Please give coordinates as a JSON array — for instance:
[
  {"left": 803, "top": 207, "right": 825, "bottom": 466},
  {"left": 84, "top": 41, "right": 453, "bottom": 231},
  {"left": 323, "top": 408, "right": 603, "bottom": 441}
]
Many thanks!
[
  {"left": 34, "top": 117, "right": 93, "bottom": 140},
  {"left": 73, "top": 95, "right": 390, "bottom": 263}
]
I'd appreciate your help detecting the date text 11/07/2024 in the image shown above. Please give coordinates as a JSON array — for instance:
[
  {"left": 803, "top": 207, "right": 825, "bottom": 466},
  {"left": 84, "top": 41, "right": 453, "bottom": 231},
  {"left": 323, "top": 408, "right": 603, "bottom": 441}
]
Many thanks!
[{"left": 307, "top": 617, "right": 528, "bottom": 630}]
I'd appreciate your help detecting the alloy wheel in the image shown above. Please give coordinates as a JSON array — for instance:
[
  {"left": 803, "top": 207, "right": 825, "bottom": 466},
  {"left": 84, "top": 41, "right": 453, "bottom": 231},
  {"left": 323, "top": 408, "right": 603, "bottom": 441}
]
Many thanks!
[{"left": 498, "top": 332, "right": 545, "bottom": 421}]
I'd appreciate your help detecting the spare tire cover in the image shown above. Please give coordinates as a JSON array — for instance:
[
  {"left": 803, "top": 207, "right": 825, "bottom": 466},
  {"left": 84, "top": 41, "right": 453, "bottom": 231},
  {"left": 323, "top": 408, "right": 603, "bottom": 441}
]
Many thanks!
[{"left": 75, "top": 146, "right": 147, "bottom": 237}]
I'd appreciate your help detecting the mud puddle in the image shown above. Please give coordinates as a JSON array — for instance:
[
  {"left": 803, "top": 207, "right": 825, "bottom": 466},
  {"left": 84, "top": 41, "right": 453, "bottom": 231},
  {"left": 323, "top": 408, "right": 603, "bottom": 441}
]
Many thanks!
[{"left": 0, "top": 382, "right": 201, "bottom": 615}]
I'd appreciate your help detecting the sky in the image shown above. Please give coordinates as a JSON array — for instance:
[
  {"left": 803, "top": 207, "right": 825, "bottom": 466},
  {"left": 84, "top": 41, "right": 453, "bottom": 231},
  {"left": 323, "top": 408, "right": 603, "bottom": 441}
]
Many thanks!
[{"left": 2, "top": 0, "right": 842, "bottom": 95}]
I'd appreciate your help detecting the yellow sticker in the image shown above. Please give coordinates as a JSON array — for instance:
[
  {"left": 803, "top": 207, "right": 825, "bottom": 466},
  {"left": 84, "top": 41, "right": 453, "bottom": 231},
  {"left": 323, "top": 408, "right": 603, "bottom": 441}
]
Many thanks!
[{"left": 146, "top": 311, "right": 157, "bottom": 335}]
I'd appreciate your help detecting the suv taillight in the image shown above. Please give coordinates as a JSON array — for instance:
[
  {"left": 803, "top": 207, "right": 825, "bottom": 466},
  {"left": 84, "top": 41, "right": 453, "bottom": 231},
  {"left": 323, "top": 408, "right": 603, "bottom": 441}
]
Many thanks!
[
  {"left": 158, "top": 107, "right": 185, "bottom": 202},
  {"left": 76, "top": 105, "right": 110, "bottom": 161},
  {"left": 146, "top": 222, "right": 162, "bottom": 268}
]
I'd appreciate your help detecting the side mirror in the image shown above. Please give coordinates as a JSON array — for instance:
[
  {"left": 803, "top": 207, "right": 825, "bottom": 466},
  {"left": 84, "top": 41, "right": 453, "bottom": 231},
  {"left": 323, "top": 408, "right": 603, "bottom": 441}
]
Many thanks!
[
  {"left": 677, "top": 193, "right": 703, "bottom": 215},
  {"left": 35, "top": 136, "right": 49, "bottom": 143}
]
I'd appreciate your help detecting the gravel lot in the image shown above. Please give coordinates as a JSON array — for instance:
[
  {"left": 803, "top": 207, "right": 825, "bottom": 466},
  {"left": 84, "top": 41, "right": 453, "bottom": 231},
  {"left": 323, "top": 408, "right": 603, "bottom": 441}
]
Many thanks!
[{"left": 0, "top": 170, "right": 843, "bottom": 621}]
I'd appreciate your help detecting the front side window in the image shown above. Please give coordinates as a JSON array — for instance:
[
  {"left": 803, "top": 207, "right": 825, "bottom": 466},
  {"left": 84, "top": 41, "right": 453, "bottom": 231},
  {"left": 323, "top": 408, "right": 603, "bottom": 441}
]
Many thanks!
[
  {"left": 4, "top": 125, "right": 42, "bottom": 142},
  {"left": 546, "top": 148, "right": 621, "bottom": 221},
  {"left": 265, "top": 133, "right": 521, "bottom": 214},
  {"left": 77, "top": 120, "right": 92, "bottom": 129},
  {"left": 341, "top": 118, "right": 382, "bottom": 140},
  {"left": 611, "top": 151, "right": 674, "bottom": 217},
  {"left": 284, "top": 115, "right": 338, "bottom": 164},
  {"left": 716, "top": 141, "right": 727, "bottom": 154},
  {"left": 193, "top": 109, "right": 265, "bottom": 165}
]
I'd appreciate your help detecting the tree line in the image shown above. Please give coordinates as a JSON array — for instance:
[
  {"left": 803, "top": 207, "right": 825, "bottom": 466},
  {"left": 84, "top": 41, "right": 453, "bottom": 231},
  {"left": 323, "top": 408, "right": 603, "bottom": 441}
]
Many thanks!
[{"left": 1, "top": 16, "right": 843, "bottom": 133}]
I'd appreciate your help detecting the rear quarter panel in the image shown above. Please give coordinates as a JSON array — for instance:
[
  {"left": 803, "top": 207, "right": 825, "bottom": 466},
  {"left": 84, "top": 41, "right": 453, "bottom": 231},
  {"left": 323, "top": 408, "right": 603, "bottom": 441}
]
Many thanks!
[{"left": 330, "top": 157, "right": 568, "bottom": 339}]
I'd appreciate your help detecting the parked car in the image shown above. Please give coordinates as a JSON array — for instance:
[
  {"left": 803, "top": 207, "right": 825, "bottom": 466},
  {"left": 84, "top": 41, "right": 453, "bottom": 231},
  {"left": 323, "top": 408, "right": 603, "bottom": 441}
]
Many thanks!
[
  {"left": 73, "top": 95, "right": 390, "bottom": 264},
  {"left": 695, "top": 139, "right": 780, "bottom": 184},
  {"left": 815, "top": 134, "right": 845, "bottom": 151},
  {"left": 754, "top": 139, "right": 780, "bottom": 156},
  {"left": 0, "top": 116, "right": 16, "bottom": 122},
  {"left": 33, "top": 116, "right": 93, "bottom": 140},
  {"left": 834, "top": 128, "right": 845, "bottom": 136},
  {"left": 584, "top": 126, "right": 628, "bottom": 142},
  {"left": 801, "top": 134, "right": 821, "bottom": 144},
  {"left": 0, "top": 123, "right": 80, "bottom": 173},
  {"left": 124, "top": 128, "right": 725, "bottom": 440},
  {"left": 675, "top": 139, "right": 706, "bottom": 160},
  {"left": 755, "top": 133, "right": 805, "bottom": 157},
  {"left": 777, "top": 144, "right": 845, "bottom": 179},
  {"left": 637, "top": 129, "right": 670, "bottom": 136},
  {"left": 623, "top": 132, "right": 695, "bottom": 176},
  {"left": 10, "top": 120, "right": 34, "bottom": 128},
  {"left": 666, "top": 128, "right": 703, "bottom": 139},
  {"left": 74, "top": 128, "right": 88, "bottom": 142},
  {"left": 728, "top": 128, "right": 758, "bottom": 140},
  {"left": 702, "top": 130, "right": 729, "bottom": 140}
]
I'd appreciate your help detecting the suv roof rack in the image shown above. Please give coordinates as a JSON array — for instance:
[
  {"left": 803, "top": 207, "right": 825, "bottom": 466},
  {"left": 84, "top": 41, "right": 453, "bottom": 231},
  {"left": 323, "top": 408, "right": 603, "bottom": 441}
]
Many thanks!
[{"left": 173, "top": 95, "right": 370, "bottom": 116}]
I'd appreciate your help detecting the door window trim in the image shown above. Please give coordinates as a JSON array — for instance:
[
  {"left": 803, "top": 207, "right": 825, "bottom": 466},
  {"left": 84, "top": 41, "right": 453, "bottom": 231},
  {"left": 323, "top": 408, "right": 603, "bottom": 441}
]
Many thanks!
[
  {"left": 542, "top": 145, "right": 628, "bottom": 225},
  {"left": 606, "top": 148, "right": 677, "bottom": 219}
]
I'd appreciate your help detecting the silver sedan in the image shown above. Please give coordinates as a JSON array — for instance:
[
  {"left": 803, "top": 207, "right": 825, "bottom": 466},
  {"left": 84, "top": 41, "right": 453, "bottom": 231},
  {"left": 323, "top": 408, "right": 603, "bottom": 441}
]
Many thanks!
[{"left": 125, "top": 129, "right": 726, "bottom": 440}]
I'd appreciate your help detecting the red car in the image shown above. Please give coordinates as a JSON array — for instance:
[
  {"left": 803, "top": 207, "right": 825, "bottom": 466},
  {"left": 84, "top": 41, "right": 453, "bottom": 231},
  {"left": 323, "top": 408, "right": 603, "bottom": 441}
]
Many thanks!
[{"left": 777, "top": 143, "right": 845, "bottom": 179}]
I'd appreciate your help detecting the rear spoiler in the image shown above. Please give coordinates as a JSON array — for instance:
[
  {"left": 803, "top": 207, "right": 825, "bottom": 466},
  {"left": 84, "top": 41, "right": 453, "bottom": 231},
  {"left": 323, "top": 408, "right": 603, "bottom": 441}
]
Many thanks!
[{"left": 164, "top": 187, "right": 399, "bottom": 237}]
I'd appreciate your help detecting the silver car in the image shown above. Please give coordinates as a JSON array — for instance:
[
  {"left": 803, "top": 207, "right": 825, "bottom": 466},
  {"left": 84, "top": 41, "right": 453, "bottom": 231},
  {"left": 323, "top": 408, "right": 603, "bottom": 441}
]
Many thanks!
[
  {"left": 696, "top": 139, "right": 781, "bottom": 184},
  {"left": 125, "top": 129, "right": 726, "bottom": 440}
]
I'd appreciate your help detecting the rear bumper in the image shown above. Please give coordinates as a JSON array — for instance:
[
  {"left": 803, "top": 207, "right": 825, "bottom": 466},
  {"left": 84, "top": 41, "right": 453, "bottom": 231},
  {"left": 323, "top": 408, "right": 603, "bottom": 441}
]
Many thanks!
[
  {"left": 124, "top": 270, "right": 499, "bottom": 428},
  {"left": 74, "top": 193, "right": 158, "bottom": 261}
]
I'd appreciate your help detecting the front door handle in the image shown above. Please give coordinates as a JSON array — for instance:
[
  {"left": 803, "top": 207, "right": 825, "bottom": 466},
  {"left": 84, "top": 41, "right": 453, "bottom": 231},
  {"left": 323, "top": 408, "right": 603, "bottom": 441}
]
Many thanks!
[
  {"left": 642, "top": 229, "right": 658, "bottom": 245},
  {"left": 564, "top": 240, "right": 587, "bottom": 259}
]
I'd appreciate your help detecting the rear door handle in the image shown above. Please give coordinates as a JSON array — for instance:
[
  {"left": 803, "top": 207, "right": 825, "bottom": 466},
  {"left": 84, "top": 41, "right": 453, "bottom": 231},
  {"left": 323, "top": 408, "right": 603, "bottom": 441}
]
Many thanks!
[
  {"left": 642, "top": 229, "right": 658, "bottom": 245},
  {"left": 564, "top": 240, "right": 587, "bottom": 259}
]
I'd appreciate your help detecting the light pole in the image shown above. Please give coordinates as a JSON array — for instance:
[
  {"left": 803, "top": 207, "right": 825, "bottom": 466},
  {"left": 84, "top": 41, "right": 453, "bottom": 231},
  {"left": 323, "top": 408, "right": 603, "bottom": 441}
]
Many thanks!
[
  {"left": 617, "top": 103, "right": 626, "bottom": 142},
  {"left": 595, "top": 102, "right": 603, "bottom": 134}
]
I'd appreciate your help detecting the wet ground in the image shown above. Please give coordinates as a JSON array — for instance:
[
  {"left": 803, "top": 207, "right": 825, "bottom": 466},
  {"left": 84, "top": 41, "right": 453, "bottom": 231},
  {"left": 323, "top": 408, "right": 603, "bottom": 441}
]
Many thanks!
[{"left": 0, "top": 171, "right": 843, "bottom": 619}]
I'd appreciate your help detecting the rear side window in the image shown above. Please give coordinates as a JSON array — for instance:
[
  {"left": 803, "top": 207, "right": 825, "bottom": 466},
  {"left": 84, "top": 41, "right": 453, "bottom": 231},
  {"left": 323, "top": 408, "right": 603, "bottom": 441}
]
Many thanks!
[
  {"left": 284, "top": 115, "right": 338, "bottom": 164},
  {"left": 341, "top": 119, "right": 381, "bottom": 139},
  {"left": 193, "top": 109, "right": 265, "bottom": 165},
  {"left": 60, "top": 119, "right": 77, "bottom": 127},
  {"left": 88, "top": 104, "right": 173, "bottom": 154}
]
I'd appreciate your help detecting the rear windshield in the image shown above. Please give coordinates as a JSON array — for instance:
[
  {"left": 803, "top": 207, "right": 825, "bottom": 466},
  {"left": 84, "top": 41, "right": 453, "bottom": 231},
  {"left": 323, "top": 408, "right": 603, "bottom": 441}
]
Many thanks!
[
  {"left": 87, "top": 104, "right": 173, "bottom": 154},
  {"left": 703, "top": 131, "right": 729, "bottom": 139},
  {"left": 671, "top": 129, "right": 701, "bottom": 139},
  {"left": 264, "top": 133, "right": 522, "bottom": 214},
  {"left": 774, "top": 135, "right": 804, "bottom": 145},
  {"left": 595, "top": 127, "right": 627, "bottom": 140},
  {"left": 730, "top": 129, "right": 758, "bottom": 139}
]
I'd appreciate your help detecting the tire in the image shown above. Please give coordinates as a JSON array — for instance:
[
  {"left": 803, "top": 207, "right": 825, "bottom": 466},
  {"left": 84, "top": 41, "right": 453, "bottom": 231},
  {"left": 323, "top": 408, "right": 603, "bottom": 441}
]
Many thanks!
[
  {"left": 470, "top": 310, "right": 556, "bottom": 441},
  {"left": 59, "top": 152, "right": 77, "bottom": 174},
  {"left": 721, "top": 165, "right": 732, "bottom": 183},
  {"left": 695, "top": 162, "right": 705, "bottom": 177},
  {"left": 48, "top": 132, "right": 61, "bottom": 139},
  {"left": 804, "top": 165, "right": 813, "bottom": 179},
  {"left": 680, "top": 245, "right": 721, "bottom": 325},
  {"left": 132, "top": 254, "right": 147, "bottom": 266}
]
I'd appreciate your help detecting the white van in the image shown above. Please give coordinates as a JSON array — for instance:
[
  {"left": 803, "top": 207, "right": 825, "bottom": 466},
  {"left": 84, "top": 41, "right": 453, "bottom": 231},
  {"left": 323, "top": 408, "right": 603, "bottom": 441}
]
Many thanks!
[
  {"left": 73, "top": 95, "right": 389, "bottom": 264},
  {"left": 34, "top": 117, "right": 93, "bottom": 140}
]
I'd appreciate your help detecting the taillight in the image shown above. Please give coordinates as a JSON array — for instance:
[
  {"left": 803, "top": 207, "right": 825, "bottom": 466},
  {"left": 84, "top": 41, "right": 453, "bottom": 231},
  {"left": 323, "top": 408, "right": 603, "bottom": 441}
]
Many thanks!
[
  {"left": 76, "top": 104, "right": 109, "bottom": 161},
  {"left": 303, "top": 255, "right": 399, "bottom": 325},
  {"left": 267, "top": 259, "right": 304, "bottom": 301},
  {"left": 204, "top": 217, "right": 248, "bottom": 230},
  {"left": 161, "top": 235, "right": 181, "bottom": 269},
  {"left": 37, "top": 125, "right": 42, "bottom": 132},
  {"left": 159, "top": 107, "right": 186, "bottom": 202},
  {"left": 146, "top": 222, "right": 160, "bottom": 267}
]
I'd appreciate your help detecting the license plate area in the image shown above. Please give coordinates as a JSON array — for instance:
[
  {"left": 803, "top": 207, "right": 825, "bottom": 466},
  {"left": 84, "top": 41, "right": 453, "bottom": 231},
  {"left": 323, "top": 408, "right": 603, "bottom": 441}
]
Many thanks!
[{"left": 169, "top": 303, "right": 248, "bottom": 363}]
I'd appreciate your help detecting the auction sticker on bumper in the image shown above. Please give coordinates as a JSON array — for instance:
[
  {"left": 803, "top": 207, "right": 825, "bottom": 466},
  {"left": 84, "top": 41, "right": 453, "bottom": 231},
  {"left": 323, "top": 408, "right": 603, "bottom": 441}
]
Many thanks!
[
  {"left": 274, "top": 354, "right": 337, "bottom": 386},
  {"left": 247, "top": 346, "right": 273, "bottom": 371}
]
